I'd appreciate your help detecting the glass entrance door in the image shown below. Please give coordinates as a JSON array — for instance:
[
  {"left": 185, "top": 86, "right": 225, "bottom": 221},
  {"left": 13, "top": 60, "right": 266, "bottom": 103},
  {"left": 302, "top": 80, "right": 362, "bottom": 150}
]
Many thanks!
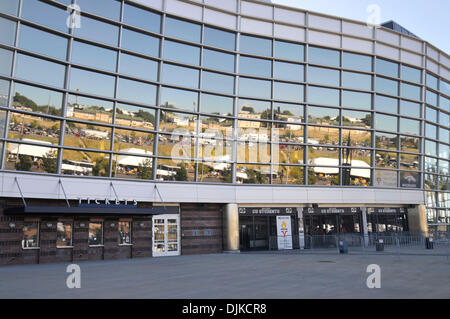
[{"left": 152, "top": 214, "right": 180, "bottom": 257}]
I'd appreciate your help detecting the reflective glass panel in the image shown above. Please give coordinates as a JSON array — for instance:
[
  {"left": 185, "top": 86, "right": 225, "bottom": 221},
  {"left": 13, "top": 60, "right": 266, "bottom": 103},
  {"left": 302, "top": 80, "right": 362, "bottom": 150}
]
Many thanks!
[
  {"left": 376, "top": 58, "right": 398, "bottom": 78},
  {"left": 121, "top": 28, "right": 160, "bottom": 57},
  {"left": 439, "top": 128, "right": 449, "bottom": 143},
  {"left": 164, "top": 40, "right": 200, "bottom": 65},
  {"left": 160, "top": 87, "right": 198, "bottom": 112},
  {"left": 0, "top": 17, "right": 16, "bottom": 46},
  {"left": 308, "top": 106, "right": 339, "bottom": 126},
  {"left": 342, "top": 71, "right": 372, "bottom": 91},
  {"left": 0, "top": 0, "right": 19, "bottom": 16},
  {"left": 401, "top": 83, "right": 421, "bottom": 101},
  {"left": 376, "top": 77, "right": 398, "bottom": 96},
  {"left": 8, "top": 112, "right": 60, "bottom": 146},
  {"left": 343, "top": 52, "right": 372, "bottom": 72},
  {"left": 70, "top": 67, "right": 115, "bottom": 97},
  {"left": 19, "top": 25, "right": 68, "bottom": 60},
  {"left": 374, "top": 170, "right": 397, "bottom": 188},
  {"left": 439, "top": 112, "right": 449, "bottom": 126},
  {"left": 13, "top": 83, "right": 63, "bottom": 116},
  {"left": 21, "top": 0, "right": 68, "bottom": 33},
  {"left": 201, "top": 94, "right": 234, "bottom": 116},
  {"left": 67, "top": 95, "right": 113, "bottom": 124},
  {"left": 308, "top": 67, "right": 339, "bottom": 86},
  {"left": 204, "top": 26, "right": 236, "bottom": 51},
  {"left": 426, "top": 107, "right": 437, "bottom": 122},
  {"left": 273, "top": 103, "right": 304, "bottom": 123},
  {"left": 375, "top": 113, "right": 397, "bottom": 132},
  {"left": 274, "top": 61, "right": 304, "bottom": 82},
  {"left": 64, "top": 121, "right": 111, "bottom": 151},
  {"left": 425, "top": 123, "right": 437, "bottom": 140},
  {"left": 341, "top": 110, "right": 372, "bottom": 128},
  {"left": 401, "top": 65, "right": 421, "bottom": 84},
  {"left": 119, "top": 53, "right": 158, "bottom": 82},
  {"left": 239, "top": 77, "right": 271, "bottom": 99},
  {"left": 240, "top": 56, "right": 271, "bottom": 78},
  {"left": 376, "top": 151, "right": 397, "bottom": 168},
  {"left": 425, "top": 140, "right": 437, "bottom": 156},
  {"left": 72, "top": 41, "right": 117, "bottom": 72},
  {"left": 15, "top": 54, "right": 65, "bottom": 88},
  {"left": 342, "top": 91, "right": 371, "bottom": 110},
  {"left": 156, "top": 158, "right": 195, "bottom": 181},
  {"left": 0, "top": 48, "right": 12, "bottom": 76},
  {"left": 202, "top": 71, "right": 234, "bottom": 95},
  {"left": 203, "top": 49, "right": 235, "bottom": 73},
  {"left": 123, "top": 3, "right": 161, "bottom": 33},
  {"left": 162, "top": 64, "right": 199, "bottom": 89},
  {"left": 400, "top": 136, "right": 419, "bottom": 153},
  {"left": 309, "top": 47, "right": 340, "bottom": 67},
  {"left": 308, "top": 86, "right": 339, "bottom": 106},
  {"left": 118, "top": 78, "right": 157, "bottom": 105},
  {"left": 62, "top": 150, "right": 108, "bottom": 176},
  {"left": 159, "top": 112, "right": 197, "bottom": 135},
  {"left": 273, "top": 82, "right": 304, "bottom": 103},
  {"left": 426, "top": 73, "right": 438, "bottom": 90},
  {"left": 240, "top": 35, "right": 271, "bottom": 57},
  {"left": 5, "top": 141, "right": 58, "bottom": 173},
  {"left": 272, "top": 165, "right": 304, "bottom": 185},
  {"left": 238, "top": 99, "right": 271, "bottom": 120},
  {"left": 400, "top": 100, "right": 420, "bottom": 118},
  {"left": 0, "top": 79, "right": 10, "bottom": 107},
  {"left": 77, "top": 0, "right": 121, "bottom": 20},
  {"left": 165, "top": 17, "right": 201, "bottom": 43},
  {"left": 274, "top": 40, "right": 304, "bottom": 62},
  {"left": 74, "top": 16, "right": 118, "bottom": 46},
  {"left": 375, "top": 132, "right": 397, "bottom": 150},
  {"left": 426, "top": 90, "right": 437, "bottom": 106},
  {"left": 115, "top": 103, "right": 155, "bottom": 130}
]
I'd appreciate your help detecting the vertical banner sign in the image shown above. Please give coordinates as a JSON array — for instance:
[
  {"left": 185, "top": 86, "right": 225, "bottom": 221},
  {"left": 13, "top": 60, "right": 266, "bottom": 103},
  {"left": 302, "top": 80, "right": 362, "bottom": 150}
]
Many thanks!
[{"left": 276, "top": 216, "right": 293, "bottom": 250}]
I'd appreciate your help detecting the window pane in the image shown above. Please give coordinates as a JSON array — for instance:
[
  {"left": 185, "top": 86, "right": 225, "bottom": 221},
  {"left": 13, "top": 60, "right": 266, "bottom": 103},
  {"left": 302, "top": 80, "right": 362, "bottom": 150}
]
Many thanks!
[
  {"left": 159, "top": 111, "right": 197, "bottom": 135},
  {"left": 0, "top": 79, "right": 10, "bottom": 107},
  {"left": 123, "top": 3, "right": 161, "bottom": 33},
  {"left": 376, "top": 77, "right": 398, "bottom": 96},
  {"left": 274, "top": 40, "right": 304, "bottom": 62},
  {"left": 342, "top": 71, "right": 372, "bottom": 91},
  {"left": 0, "top": 0, "right": 19, "bottom": 16},
  {"left": 201, "top": 93, "right": 233, "bottom": 116},
  {"left": 202, "top": 71, "right": 234, "bottom": 95},
  {"left": 342, "top": 91, "right": 371, "bottom": 110},
  {"left": 13, "top": 83, "right": 63, "bottom": 116},
  {"left": 238, "top": 99, "right": 271, "bottom": 120},
  {"left": 375, "top": 132, "right": 397, "bottom": 150},
  {"left": 0, "top": 17, "right": 16, "bottom": 46},
  {"left": 273, "top": 102, "right": 304, "bottom": 122},
  {"left": 165, "top": 17, "right": 201, "bottom": 43},
  {"left": 119, "top": 53, "right": 158, "bottom": 82},
  {"left": 204, "top": 26, "right": 235, "bottom": 51},
  {"left": 401, "top": 65, "right": 421, "bottom": 84},
  {"left": 15, "top": 54, "right": 65, "bottom": 88},
  {"left": 113, "top": 128, "right": 154, "bottom": 157},
  {"left": 121, "top": 28, "right": 160, "bottom": 57},
  {"left": 375, "top": 114, "right": 397, "bottom": 132},
  {"left": 64, "top": 121, "right": 111, "bottom": 151},
  {"left": 0, "top": 48, "right": 12, "bottom": 76},
  {"left": 440, "top": 112, "right": 449, "bottom": 126},
  {"left": 160, "top": 87, "right": 198, "bottom": 112},
  {"left": 239, "top": 77, "right": 271, "bottom": 99},
  {"left": 426, "top": 90, "right": 437, "bottom": 106},
  {"left": 400, "top": 100, "right": 420, "bottom": 117},
  {"left": 74, "top": 16, "right": 118, "bottom": 46},
  {"left": 67, "top": 95, "right": 113, "bottom": 124},
  {"left": 164, "top": 40, "right": 200, "bottom": 65},
  {"left": 8, "top": 112, "right": 60, "bottom": 146},
  {"left": 76, "top": 0, "right": 120, "bottom": 20},
  {"left": 273, "top": 82, "right": 304, "bottom": 103},
  {"left": 56, "top": 222, "right": 72, "bottom": 247},
  {"left": 440, "top": 96, "right": 449, "bottom": 112},
  {"left": 426, "top": 73, "right": 438, "bottom": 90},
  {"left": 115, "top": 103, "right": 155, "bottom": 130},
  {"left": 425, "top": 140, "right": 437, "bottom": 156},
  {"left": 70, "top": 68, "right": 115, "bottom": 97},
  {"left": 308, "top": 67, "right": 339, "bottom": 86},
  {"left": 425, "top": 123, "right": 437, "bottom": 139},
  {"left": 62, "top": 150, "right": 108, "bottom": 176},
  {"left": 19, "top": 25, "right": 68, "bottom": 60},
  {"left": 6, "top": 141, "right": 58, "bottom": 173},
  {"left": 89, "top": 223, "right": 103, "bottom": 245},
  {"left": 72, "top": 41, "right": 117, "bottom": 72},
  {"left": 308, "top": 86, "right": 339, "bottom": 106},
  {"left": 401, "top": 83, "right": 421, "bottom": 100},
  {"left": 203, "top": 49, "right": 235, "bottom": 73},
  {"left": 374, "top": 170, "right": 397, "bottom": 187},
  {"left": 439, "top": 128, "right": 449, "bottom": 143},
  {"left": 426, "top": 107, "right": 437, "bottom": 122},
  {"left": 240, "top": 35, "right": 271, "bottom": 57},
  {"left": 400, "top": 118, "right": 420, "bottom": 135},
  {"left": 118, "top": 222, "right": 131, "bottom": 245},
  {"left": 162, "top": 64, "right": 199, "bottom": 89},
  {"left": 22, "top": 222, "right": 39, "bottom": 248},
  {"left": 274, "top": 61, "right": 304, "bottom": 82},
  {"left": 342, "top": 110, "right": 372, "bottom": 128},
  {"left": 343, "top": 52, "right": 372, "bottom": 72},
  {"left": 376, "top": 58, "right": 398, "bottom": 78},
  {"left": 240, "top": 56, "right": 271, "bottom": 78},
  {"left": 400, "top": 136, "right": 419, "bottom": 153},
  {"left": 21, "top": 0, "right": 68, "bottom": 33},
  {"left": 342, "top": 129, "right": 371, "bottom": 147},
  {"left": 118, "top": 78, "right": 157, "bottom": 105},
  {"left": 375, "top": 95, "right": 397, "bottom": 114},
  {"left": 309, "top": 47, "right": 340, "bottom": 67},
  {"left": 308, "top": 106, "right": 339, "bottom": 126}
]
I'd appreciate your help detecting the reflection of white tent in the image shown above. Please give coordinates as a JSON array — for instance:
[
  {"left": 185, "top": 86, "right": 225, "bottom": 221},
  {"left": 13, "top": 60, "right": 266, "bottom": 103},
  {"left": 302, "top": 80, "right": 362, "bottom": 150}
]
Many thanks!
[
  {"left": 236, "top": 171, "right": 248, "bottom": 180},
  {"left": 8, "top": 139, "right": 56, "bottom": 158},
  {"left": 61, "top": 163, "right": 92, "bottom": 174},
  {"left": 83, "top": 129, "right": 108, "bottom": 139},
  {"left": 311, "top": 157, "right": 370, "bottom": 178},
  {"left": 115, "top": 148, "right": 153, "bottom": 167},
  {"left": 201, "top": 155, "right": 231, "bottom": 171}
]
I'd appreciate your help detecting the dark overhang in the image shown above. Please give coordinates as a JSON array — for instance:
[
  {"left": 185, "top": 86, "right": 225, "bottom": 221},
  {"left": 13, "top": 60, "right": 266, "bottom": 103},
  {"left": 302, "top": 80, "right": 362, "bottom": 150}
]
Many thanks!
[{"left": 381, "top": 20, "right": 420, "bottom": 39}]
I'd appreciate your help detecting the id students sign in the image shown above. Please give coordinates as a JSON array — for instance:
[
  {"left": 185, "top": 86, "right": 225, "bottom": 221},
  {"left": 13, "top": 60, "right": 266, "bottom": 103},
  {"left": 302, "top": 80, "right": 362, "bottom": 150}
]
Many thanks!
[{"left": 276, "top": 216, "right": 293, "bottom": 250}]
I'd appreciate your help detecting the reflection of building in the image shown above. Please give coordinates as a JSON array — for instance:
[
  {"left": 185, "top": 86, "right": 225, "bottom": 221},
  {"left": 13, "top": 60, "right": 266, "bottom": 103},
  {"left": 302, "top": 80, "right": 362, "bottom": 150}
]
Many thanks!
[{"left": 0, "top": 0, "right": 448, "bottom": 265}]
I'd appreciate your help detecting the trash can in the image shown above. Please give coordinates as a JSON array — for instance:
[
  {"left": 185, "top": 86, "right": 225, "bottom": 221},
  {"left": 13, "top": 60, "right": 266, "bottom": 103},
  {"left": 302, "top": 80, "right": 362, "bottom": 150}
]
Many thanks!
[
  {"left": 376, "top": 239, "right": 384, "bottom": 252},
  {"left": 338, "top": 241, "right": 348, "bottom": 254},
  {"left": 425, "top": 237, "right": 434, "bottom": 250}
]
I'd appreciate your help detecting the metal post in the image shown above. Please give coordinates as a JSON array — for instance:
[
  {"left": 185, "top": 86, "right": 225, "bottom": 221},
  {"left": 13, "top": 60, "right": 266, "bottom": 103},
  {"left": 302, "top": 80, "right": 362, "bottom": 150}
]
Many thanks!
[
  {"left": 59, "top": 179, "right": 70, "bottom": 207},
  {"left": 14, "top": 177, "right": 27, "bottom": 207},
  {"left": 223, "top": 204, "right": 240, "bottom": 253}
]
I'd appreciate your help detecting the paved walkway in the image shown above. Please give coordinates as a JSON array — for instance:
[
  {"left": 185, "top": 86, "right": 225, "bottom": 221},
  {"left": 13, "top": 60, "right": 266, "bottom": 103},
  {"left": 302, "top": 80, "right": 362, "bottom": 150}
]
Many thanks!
[{"left": 1, "top": 251, "right": 449, "bottom": 299}]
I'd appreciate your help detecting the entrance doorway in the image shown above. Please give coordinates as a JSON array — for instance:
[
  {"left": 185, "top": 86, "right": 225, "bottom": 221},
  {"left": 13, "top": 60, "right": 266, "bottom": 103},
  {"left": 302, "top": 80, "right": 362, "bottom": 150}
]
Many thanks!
[{"left": 152, "top": 214, "right": 180, "bottom": 257}]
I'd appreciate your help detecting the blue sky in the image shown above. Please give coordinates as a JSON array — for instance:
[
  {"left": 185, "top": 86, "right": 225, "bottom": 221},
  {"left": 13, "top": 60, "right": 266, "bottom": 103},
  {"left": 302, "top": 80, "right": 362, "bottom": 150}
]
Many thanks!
[{"left": 272, "top": 0, "right": 450, "bottom": 54}]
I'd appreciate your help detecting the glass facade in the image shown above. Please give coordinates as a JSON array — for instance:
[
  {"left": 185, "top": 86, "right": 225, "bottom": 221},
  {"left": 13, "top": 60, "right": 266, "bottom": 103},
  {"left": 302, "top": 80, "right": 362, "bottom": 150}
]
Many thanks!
[{"left": 0, "top": 1, "right": 448, "bottom": 225}]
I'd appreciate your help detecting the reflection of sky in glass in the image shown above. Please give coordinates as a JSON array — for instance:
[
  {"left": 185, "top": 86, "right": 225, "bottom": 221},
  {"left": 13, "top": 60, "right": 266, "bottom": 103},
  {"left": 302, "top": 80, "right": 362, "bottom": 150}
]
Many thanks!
[
  {"left": 439, "top": 144, "right": 449, "bottom": 159},
  {"left": 160, "top": 87, "right": 198, "bottom": 112},
  {"left": 202, "top": 72, "right": 234, "bottom": 95},
  {"left": 162, "top": 64, "right": 199, "bottom": 89},
  {"left": 342, "top": 110, "right": 370, "bottom": 125},
  {"left": 425, "top": 124, "right": 437, "bottom": 139},
  {"left": 0, "top": 48, "right": 12, "bottom": 76},
  {"left": 425, "top": 140, "right": 437, "bottom": 156},
  {"left": 165, "top": 17, "right": 201, "bottom": 43},
  {"left": 164, "top": 40, "right": 200, "bottom": 66},
  {"left": 68, "top": 94, "right": 112, "bottom": 110},
  {"left": 238, "top": 99, "right": 271, "bottom": 114},
  {"left": 239, "top": 77, "right": 271, "bottom": 99},
  {"left": 376, "top": 95, "right": 397, "bottom": 113},
  {"left": 439, "top": 128, "right": 449, "bottom": 143},
  {"left": 118, "top": 78, "right": 156, "bottom": 105},
  {"left": 426, "top": 74, "right": 438, "bottom": 90},
  {"left": 70, "top": 67, "right": 115, "bottom": 97},
  {"left": 308, "top": 66, "right": 339, "bottom": 86},
  {"left": 76, "top": 0, "right": 120, "bottom": 20},
  {"left": 400, "top": 118, "right": 420, "bottom": 135},
  {"left": 274, "top": 40, "right": 304, "bottom": 62},
  {"left": 308, "top": 106, "right": 339, "bottom": 119},
  {"left": 121, "top": 28, "right": 160, "bottom": 57},
  {"left": 376, "top": 77, "right": 398, "bottom": 96},
  {"left": 342, "top": 71, "right": 372, "bottom": 90},
  {"left": 343, "top": 52, "right": 371, "bottom": 72},
  {"left": 15, "top": 83, "right": 63, "bottom": 108},
  {"left": 274, "top": 102, "right": 303, "bottom": 118},
  {"left": 273, "top": 82, "right": 303, "bottom": 102},
  {"left": 309, "top": 47, "right": 340, "bottom": 67},
  {"left": 342, "top": 91, "right": 371, "bottom": 110},
  {"left": 72, "top": 41, "right": 116, "bottom": 72},
  {"left": 120, "top": 53, "right": 158, "bottom": 82},
  {"left": 401, "top": 83, "right": 421, "bottom": 100},
  {"left": 19, "top": 25, "right": 67, "bottom": 60},
  {"left": 75, "top": 16, "right": 118, "bottom": 46},
  {"left": 204, "top": 26, "right": 235, "bottom": 51},
  {"left": 375, "top": 113, "right": 397, "bottom": 132},
  {"left": 123, "top": 3, "right": 160, "bottom": 32},
  {"left": 308, "top": 86, "right": 339, "bottom": 106},
  {"left": 274, "top": 61, "right": 304, "bottom": 82},
  {"left": 21, "top": 0, "right": 68, "bottom": 33},
  {"left": 0, "top": 0, "right": 19, "bottom": 16},
  {"left": 400, "top": 100, "right": 420, "bottom": 117},
  {"left": 16, "top": 54, "right": 65, "bottom": 88},
  {"left": 240, "top": 35, "right": 272, "bottom": 57},
  {"left": 426, "top": 107, "right": 437, "bottom": 122},
  {"left": 0, "top": 17, "right": 16, "bottom": 46},
  {"left": 440, "top": 113, "right": 449, "bottom": 126},
  {"left": 203, "top": 49, "right": 235, "bottom": 73},
  {"left": 0, "top": 79, "right": 9, "bottom": 107},
  {"left": 426, "top": 90, "right": 437, "bottom": 106},
  {"left": 401, "top": 65, "right": 421, "bottom": 84},
  {"left": 376, "top": 58, "right": 398, "bottom": 78},
  {"left": 201, "top": 94, "right": 233, "bottom": 115},
  {"left": 240, "top": 56, "right": 271, "bottom": 77},
  {"left": 440, "top": 96, "right": 449, "bottom": 112}
]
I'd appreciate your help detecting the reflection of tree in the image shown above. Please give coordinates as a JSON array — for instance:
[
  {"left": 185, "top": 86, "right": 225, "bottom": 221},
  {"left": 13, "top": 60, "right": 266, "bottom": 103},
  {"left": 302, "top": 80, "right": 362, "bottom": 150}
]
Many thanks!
[
  {"left": 137, "top": 158, "right": 152, "bottom": 180},
  {"left": 244, "top": 169, "right": 265, "bottom": 184},
  {"left": 175, "top": 164, "right": 188, "bottom": 181},
  {"left": 93, "top": 157, "right": 114, "bottom": 177},
  {"left": 241, "top": 106, "right": 255, "bottom": 114},
  {"left": 13, "top": 93, "right": 60, "bottom": 115},
  {"left": 42, "top": 151, "right": 57, "bottom": 173},
  {"left": 222, "top": 167, "right": 232, "bottom": 183},
  {"left": 15, "top": 155, "right": 33, "bottom": 171}
]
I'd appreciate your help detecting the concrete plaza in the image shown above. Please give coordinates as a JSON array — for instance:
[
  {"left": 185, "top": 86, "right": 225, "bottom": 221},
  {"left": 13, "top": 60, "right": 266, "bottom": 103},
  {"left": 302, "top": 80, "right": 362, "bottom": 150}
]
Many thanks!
[{"left": 0, "top": 250, "right": 449, "bottom": 299}]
